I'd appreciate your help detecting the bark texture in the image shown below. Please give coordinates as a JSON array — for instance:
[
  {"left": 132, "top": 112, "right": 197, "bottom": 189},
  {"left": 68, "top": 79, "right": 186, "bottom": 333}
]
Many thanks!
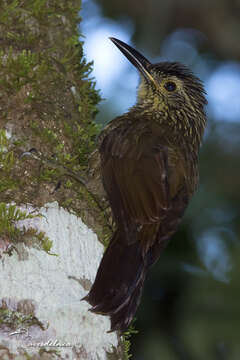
[{"left": 0, "top": 1, "right": 125, "bottom": 359}]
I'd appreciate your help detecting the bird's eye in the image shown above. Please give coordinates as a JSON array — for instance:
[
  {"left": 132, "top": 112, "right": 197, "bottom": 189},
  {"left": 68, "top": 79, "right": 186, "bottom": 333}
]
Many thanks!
[{"left": 164, "top": 81, "right": 176, "bottom": 92}]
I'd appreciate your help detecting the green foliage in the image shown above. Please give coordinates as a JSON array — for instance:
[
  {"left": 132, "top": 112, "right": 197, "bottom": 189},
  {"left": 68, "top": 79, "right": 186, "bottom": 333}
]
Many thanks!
[
  {"left": 0, "top": 202, "right": 55, "bottom": 254},
  {"left": 0, "top": 0, "right": 101, "bottom": 179},
  {"left": 0, "top": 202, "right": 37, "bottom": 239},
  {"left": 0, "top": 0, "right": 103, "bottom": 232},
  {"left": 0, "top": 49, "right": 39, "bottom": 93},
  {"left": 36, "top": 230, "right": 57, "bottom": 256},
  {"left": 0, "top": 130, "right": 14, "bottom": 170},
  {"left": 0, "top": 305, "right": 45, "bottom": 330},
  {"left": 0, "top": 129, "right": 17, "bottom": 192},
  {"left": 123, "top": 323, "right": 138, "bottom": 359}
]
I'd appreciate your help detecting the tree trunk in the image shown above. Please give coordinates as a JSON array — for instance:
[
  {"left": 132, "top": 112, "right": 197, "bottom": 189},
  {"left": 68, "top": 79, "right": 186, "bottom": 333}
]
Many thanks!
[{"left": 0, "top": 1, "right": 125, "bottom": 359}]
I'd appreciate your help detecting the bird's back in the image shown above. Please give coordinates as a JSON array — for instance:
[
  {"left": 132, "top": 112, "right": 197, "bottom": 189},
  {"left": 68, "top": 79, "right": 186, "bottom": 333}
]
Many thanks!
[{"left": 99, "top": 112, "right": 196, "bottom": 254}]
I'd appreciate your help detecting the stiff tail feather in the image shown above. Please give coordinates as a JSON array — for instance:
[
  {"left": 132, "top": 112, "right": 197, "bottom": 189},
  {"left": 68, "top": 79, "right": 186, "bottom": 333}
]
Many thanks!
[{"left": 83, "top": 229, "right": 148, "bottom": 332}]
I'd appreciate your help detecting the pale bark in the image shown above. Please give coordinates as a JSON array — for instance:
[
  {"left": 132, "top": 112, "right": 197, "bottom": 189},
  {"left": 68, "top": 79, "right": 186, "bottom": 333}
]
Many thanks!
[{"left": 0, "top": 202, "right": 121, "bottom": 359}]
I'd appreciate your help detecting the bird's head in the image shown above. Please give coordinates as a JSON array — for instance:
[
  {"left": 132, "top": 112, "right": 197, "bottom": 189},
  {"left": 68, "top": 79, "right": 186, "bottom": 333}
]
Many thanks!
[{"left": 110, "top": 37, "right": 207, "bottom": 143}]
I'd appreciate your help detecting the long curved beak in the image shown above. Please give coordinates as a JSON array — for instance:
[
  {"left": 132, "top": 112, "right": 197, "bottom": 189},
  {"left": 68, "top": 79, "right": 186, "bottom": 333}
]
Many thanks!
[{"left": 109, "top": 37, "right": 156, "bottom": 86}]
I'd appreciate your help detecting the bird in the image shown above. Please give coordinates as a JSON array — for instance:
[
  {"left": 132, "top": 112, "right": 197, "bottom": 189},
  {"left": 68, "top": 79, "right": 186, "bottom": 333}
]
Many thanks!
[{"left": 83, "top": 37, "right": 207, "bottom": 333}]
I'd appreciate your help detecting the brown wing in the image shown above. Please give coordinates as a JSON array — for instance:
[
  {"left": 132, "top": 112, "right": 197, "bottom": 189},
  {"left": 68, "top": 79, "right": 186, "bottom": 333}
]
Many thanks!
[{"left": 100, "top": 122, "right": 188, "bottom": 241}]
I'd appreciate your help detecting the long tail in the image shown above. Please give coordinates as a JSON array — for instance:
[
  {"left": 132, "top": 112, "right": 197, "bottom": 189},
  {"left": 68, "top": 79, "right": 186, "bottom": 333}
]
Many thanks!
[
  {"left": 83, "top": 226, "right": 169, "bottom": 332},
  {"left": 83, "top": 229, "right": 150, "bottom": 332}
]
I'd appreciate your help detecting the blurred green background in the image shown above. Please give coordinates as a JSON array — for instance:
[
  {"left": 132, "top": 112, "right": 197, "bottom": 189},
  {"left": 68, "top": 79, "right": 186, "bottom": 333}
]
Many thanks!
[{"left": 80, "top": 0, "right": 240, "bottom": 359}]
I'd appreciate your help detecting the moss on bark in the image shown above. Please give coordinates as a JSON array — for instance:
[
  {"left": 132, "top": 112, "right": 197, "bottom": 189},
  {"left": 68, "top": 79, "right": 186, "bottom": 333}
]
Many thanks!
[{"left": 0, "top": 0, "right": 110, "bottom": 238}]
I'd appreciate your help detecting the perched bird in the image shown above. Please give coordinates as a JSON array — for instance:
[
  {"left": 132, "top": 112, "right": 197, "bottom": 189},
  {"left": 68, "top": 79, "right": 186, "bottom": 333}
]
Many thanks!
[{"left": 84, "top": 37, "right": 207, "bottom": 332}]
